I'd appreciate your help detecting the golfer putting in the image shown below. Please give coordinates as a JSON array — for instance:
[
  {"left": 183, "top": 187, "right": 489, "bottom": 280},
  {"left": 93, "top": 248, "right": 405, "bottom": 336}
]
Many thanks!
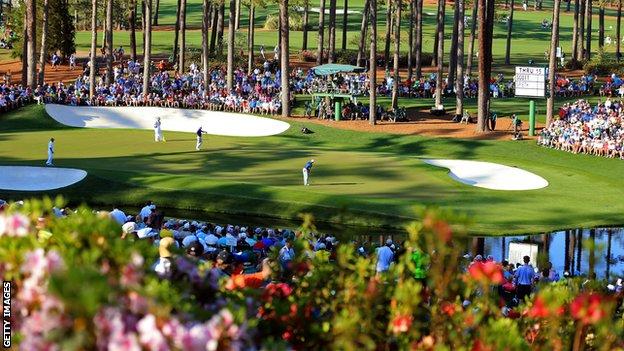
[
  {"left": 302, "top": 159, "right": 315, "bottom": 186},
  {"left": 196, "top": 126, "right": 208, "bottom": 150},
  {"left": 46, "top": 138, "right": 55, "bottom": 166}
]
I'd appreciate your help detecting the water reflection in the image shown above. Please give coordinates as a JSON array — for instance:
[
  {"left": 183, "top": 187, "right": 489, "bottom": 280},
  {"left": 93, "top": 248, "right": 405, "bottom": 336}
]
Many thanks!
[
  {"left": 479, "top": 228, "right": 623, "bottom": 279},
  {"left": 148, "top": 208, "right": 624, "bottom": 278}
]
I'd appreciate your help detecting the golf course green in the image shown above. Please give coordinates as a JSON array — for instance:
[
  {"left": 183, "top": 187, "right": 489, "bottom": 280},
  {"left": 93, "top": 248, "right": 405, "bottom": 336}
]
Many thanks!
[{"left": 1, "top": 102, "right": 623, "bottom": 235}]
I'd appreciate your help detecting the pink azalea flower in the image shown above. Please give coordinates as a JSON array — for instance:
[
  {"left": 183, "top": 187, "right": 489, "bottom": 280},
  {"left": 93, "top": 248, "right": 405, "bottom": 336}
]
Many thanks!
[
  {"left": 137, "top": 314, "right": 169, "bottom": 351},
  {"left": 109, "top": 331, "right": 141, "bottom": 351}
]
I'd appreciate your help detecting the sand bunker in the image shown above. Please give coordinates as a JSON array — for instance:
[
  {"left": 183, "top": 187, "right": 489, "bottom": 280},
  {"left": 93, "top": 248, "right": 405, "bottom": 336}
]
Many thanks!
[
  {"left": 424, "top": 159, "right": 549, "bottom": 191},
  {"left": 0, "top": 166, "right": 87, "bottom": 191},
  {"left": 45, "top": 105, "right": 291, "bottom": 137}
]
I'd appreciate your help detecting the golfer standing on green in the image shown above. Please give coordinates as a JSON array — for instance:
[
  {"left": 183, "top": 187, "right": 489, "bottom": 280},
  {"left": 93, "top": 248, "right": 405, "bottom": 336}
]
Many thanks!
[{"left": 302, "top": 159, "right": 315, "bottom": 186}]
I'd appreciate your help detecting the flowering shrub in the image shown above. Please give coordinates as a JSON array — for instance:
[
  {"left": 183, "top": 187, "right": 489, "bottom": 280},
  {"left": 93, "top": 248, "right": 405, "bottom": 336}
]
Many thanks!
[{"left": 1, "top": 199, "right": 624, "bottom": 350}]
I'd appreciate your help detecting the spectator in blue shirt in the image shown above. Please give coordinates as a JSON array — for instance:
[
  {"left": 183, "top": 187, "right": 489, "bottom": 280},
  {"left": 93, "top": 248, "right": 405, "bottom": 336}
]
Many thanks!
[{"left": 514, "top": 256, "right": 535, "bottom": 301}]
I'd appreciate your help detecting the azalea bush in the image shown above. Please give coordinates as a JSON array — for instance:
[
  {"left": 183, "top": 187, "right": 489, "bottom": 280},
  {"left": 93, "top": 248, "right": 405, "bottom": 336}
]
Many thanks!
[{"left": 1, "top": 199, "right": 624, "bottom": 350}]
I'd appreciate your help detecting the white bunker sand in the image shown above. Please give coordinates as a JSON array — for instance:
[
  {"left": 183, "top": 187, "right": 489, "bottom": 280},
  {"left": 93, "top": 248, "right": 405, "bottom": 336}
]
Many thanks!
[
  {"left": 424, "top": 159, "right": 549, "bottom": 191},
  {"left": 45, "top": 104, "right": 291, "bottom": 137},
  {"left": 0, "top": 166, "right": 87, "bottom": 191}
]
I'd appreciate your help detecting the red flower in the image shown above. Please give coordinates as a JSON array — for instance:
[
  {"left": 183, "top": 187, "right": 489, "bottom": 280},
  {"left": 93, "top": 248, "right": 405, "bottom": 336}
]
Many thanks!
[
  {"left": 262, "top": 282, "right": 293, "bottom": 302},
  {"left": 468, "top": 261, "right": 504, "bottom": 285},
  {"left": 471, "top": 339, "right": 494, "bottom": 351},
  {"left": 282, "top": 330, "right": 293, "bottom": 341},
  {"left": 570, "top": 293, "right": 609, "bottom": 325},
  {"left": 527, "top": 296, "right": 564, "bottom": 319},
  {"left": 391, "top": 314, "right": 413, "bottom": 334},
  {"left": 423, "top": 215, "right": 452, "bottom": 242},
  {"left": 527, "top": 297, "right": 550, "bottom": 319},
  {"left": 441, "top": 302, "right": 457, "bottom": 317}
]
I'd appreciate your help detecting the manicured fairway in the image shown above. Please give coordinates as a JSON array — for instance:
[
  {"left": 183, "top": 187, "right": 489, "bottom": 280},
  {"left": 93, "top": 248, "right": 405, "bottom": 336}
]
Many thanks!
[{"left": 1, "top": 104, "right": 624, "bottom": 235}]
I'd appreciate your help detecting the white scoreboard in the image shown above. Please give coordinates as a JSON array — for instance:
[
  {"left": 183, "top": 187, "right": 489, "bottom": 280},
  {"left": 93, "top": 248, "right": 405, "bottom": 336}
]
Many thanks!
[{"left": 514, "top": 66, "right": 546, "bottom": 98}]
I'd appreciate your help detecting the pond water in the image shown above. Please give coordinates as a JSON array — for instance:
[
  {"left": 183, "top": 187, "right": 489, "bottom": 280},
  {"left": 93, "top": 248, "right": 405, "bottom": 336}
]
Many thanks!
[{"left": 146, "top": 208, "right": 624, "bottom": 279}]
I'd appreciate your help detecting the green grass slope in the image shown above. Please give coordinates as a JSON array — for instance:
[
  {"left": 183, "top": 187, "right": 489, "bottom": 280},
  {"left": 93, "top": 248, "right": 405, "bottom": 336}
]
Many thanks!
[{"left": 1, "top": 104, "right": 623, "bottom": 235}]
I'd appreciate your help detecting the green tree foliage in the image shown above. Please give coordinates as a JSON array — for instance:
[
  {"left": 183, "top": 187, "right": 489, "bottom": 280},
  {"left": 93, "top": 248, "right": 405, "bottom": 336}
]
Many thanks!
[{"left": 47, "top": 0, "right": 75, "bottom": 57}]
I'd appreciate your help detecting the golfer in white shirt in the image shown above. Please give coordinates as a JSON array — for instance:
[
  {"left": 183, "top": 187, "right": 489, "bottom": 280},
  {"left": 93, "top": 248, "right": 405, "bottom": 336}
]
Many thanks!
[
  {"left": 46, "top": 138, "right": 55, "bottom": 166},
  {"left": 154, "top": 117, "right": 164, "bottom": 142}
]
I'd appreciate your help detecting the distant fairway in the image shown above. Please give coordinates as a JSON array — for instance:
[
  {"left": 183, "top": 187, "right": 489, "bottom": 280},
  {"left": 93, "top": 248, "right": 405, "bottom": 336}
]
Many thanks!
[
  {"left": 1, "top": 104, "right": 624, "bottom": 235},
  {"left": 71, "top": 0, "right": 624, "bottom": 72}
]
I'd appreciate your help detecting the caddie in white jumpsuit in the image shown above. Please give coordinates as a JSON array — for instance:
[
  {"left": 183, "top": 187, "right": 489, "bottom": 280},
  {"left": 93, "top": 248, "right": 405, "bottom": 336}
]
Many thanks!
[
  {"left": 46, "top": 138, "right": 55, "bottom": 166},
  {"left": 154, "top": 117, "right": 164, "bottom": 142}
]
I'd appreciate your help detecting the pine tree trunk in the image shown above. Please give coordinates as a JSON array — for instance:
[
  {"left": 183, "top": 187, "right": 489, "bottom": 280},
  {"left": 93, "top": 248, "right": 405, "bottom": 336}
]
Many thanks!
[
  {"left": 153, "top": 0, "right": 160, "bottom": 25},
  {"left": 384, "top": 0, "right": 392, "bottom": 69},
  {"left": 407, "top": 0, "right": 414, "bottom": 79},
  {"left": 143, "top": 0, "right": 152, "bottom": 94},
  {"left": 227, "top": 0, "right": 235, "bottom": 90},
  {"left": 599, "top": 5, "right": 605, "bottom": 48},
  {"left": 141, "top": 0, "right": 146, "bottom": 51},
  {"left": 248, "top": 3, "right": 255, "bottom": 72},
  {"left": 369, "top": 0, "right": 377, "bottom": 125},
  {"left": 303, "top": 0, "right": 309, "bottom": 50},
  {"left": 179, "top": 0, "right": 187, "bottom": 72},
  {"left": 356, "top": 0, "right": 370, "bottom": 67},
  {"left": 38, "top": 0, "right": 49, "bottom": 86},
  {"left": 391, "top": 0, "right": 400, "bottom": 110},
  {"left": 130, "top": 0, "right": 137, "bottom": 61},
  {"left": 477, "top": 0, "right": 493, "bottom": 132},
  {"left": 317, "top": 0, "right": 326, "bottom": 64},
  {"left": 618, "top": 0, "right": 622, "bottom": 60},
  {"left": 546, "top": 0, "right": 561, "bottom": 126},
  {"left": 434, "top": 0, "right": 445, "bottom": 108},
  {"left": 505, "top": 0, "right": 514, "bottom": 64},
  {"left": 280, "top": 0, "right": 290, "bottom": 117},
  {"left": 449, "top": 0, "right": 460, "bottom": 89},
  {"left": 414, "top": 0, "right": 423, "bottom": 79},
  {"left": 455, "top": 0, "right": 465, "bottom": 117},
  {"left": 579, "top": 0, "right": 585, "bottom": 59},
  {"left": 432, "top": 0, "right": 445, "bottom": 67},
  {"left": 342, "top": 0, "right": 348, "bottom": 50},
  {"left": 173, "top": 0, "right": 181, "bottom": 63},
  {"left": 328, "top": 0, "right": 337, "bottom": 62},
  {"left": 466, "top": 0, "right": 478, "bottom": 76},
  {"left": 235, "top": 0, "right": 242, "bottom": 30},
  {"left": 585, "top": 0, "right": 592, "bottom": 60},
  {"left": 26, "top": 0, "right": 37, "bottom": 88},
  {"left": 210, "top": 5, "right": 218, "bottom": 54},
  {"left": 105, "top": 0, "right": 113, "bottom": 84},
  {"left": 203, "top": 0, "right": 210, "bottom": 90},
  {"left": 21, "top": 13, "right": 27, "bottom": 87},
  {"left": 90, "top": 0, "right": 98, "bottom": 98},
  {"left": 217, "top": 3, "right": 225, "bottom": 55},
  {"left": 572, "top": 0, "right": 579, "bottom": 60}
]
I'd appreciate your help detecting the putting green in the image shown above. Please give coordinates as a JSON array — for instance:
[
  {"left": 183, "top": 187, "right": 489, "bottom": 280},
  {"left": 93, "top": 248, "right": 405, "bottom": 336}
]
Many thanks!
[{"left": 1, "top": 104, "right": 624, "bottom": 235}]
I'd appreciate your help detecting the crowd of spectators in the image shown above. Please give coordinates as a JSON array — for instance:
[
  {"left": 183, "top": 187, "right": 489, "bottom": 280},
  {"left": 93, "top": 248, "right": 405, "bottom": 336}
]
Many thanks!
[
  {"left": 0, "top": 82, "right": 32, "bottom": 112},
  {"left": 538, "top": 99, "right": 624, "bottom": 159},
  {"left": 29, "top": 58, "right": 291, "bottom": 116}
]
